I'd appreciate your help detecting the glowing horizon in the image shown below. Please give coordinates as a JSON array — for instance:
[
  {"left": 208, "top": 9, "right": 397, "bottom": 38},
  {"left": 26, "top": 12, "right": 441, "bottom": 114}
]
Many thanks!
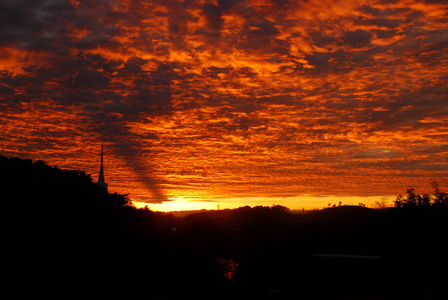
[
  {"left": 1, "top": 0, "right": 447, "bottom": 211},
  {"left": 132, "top": 195, "right": 397, "bottom": 212}
]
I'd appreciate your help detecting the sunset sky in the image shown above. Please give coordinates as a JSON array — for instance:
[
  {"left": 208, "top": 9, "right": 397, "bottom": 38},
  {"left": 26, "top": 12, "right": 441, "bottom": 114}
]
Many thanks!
[{"left": 1, "top": 0, "right": 448, "bottom": 210}]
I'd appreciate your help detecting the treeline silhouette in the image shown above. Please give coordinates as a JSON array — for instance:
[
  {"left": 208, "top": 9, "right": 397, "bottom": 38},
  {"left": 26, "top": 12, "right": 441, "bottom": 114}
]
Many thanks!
[
  {"left": 2, "top": 155, "right": 448, "bottom": 299},
  {"left": 1, "top": 155, "right": 130, "bottom": 208},
  {"left": 394, "top": 182, "right": 448, "bottom": 208}
]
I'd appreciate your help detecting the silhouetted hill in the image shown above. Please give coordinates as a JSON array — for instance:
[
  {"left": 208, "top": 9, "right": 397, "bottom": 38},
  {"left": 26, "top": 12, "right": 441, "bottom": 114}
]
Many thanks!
[
  {"left": 174, "top": 205, "right": 448, "bottom": 299},
  {"left": 2, "top": 155, "right": 448, "bottom": 299},
  {"left": 1, "top": 155, "right": 129, "bottom": 209}
]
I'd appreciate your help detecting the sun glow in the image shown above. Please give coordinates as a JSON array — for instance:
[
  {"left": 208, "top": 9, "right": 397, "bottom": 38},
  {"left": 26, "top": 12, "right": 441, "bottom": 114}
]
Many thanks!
[
  {"left": 132, "top": 195, "right": 396, "bottom": 212},
  {"left": 133, "top": 196, "right": 222, "bottom": 211}
]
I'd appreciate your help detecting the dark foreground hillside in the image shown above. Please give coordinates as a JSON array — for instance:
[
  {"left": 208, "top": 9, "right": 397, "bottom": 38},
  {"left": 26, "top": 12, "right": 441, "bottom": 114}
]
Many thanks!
[{"left": 2, "top": 156, "right": 448, "bottom": 299}]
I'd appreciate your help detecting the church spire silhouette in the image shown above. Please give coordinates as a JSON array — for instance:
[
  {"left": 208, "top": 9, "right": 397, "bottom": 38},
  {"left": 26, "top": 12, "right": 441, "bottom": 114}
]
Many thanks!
[{"left": 97, "top": 144, "right": 108, "bottom": 191}]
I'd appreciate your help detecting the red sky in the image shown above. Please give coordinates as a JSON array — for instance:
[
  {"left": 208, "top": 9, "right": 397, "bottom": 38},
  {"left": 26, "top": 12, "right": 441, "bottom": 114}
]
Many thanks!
[{"left": 1, "top": 0, "right": 448, "bottom": 210}]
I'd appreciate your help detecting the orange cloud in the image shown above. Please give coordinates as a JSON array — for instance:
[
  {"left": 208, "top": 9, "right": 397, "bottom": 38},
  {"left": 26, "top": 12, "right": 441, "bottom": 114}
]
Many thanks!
[{"left": 1, "top": 0, "right": 447, "bottom": 207}]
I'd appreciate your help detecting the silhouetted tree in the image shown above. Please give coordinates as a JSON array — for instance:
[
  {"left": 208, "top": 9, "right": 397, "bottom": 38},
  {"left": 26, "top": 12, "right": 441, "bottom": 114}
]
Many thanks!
[
  {"left": 394, "top": 194, "right": 404, "bottom": 208},
  {"left": 395, "top": 188, "right": 431, "bottom": 208},
  {"left": 416, "top": 193, "right": 431, "bottom": 207},
  {"left": 394, "top": 182, "right": 448, "bottom": 208},
  {"left": 372, "top": 199, "right": 388, "bottom": 209},
  {"left": 271, "top": 205, "right": 289, "bottom": 214},
  {"left": 432, "top": 181, "right": 448, "bottom": 206},
  {"left": 108, "top": 192, "right": 132, "bottom": 207},
  {"left": 405, "top": 188, "right": 417, "bottom": 207}
]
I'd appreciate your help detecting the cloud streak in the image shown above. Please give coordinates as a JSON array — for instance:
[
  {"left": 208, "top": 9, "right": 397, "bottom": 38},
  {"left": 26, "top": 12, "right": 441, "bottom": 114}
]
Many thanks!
[{"left": 1, "top": 0, "right": 448, "bottom": 205}]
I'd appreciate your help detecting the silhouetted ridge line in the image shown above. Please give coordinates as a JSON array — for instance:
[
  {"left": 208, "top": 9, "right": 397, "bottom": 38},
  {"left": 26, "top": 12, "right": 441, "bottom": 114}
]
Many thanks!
[
  {"left": 0, "top": 154, "right": 128, "bottom": 208},
  {"left": 2, "top": 155, "right": 448, "bottom": 300}
]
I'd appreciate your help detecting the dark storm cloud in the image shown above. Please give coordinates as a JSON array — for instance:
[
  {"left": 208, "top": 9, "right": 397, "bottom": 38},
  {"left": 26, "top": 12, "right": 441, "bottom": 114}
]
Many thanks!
[
  {"left": 343, "top": 29, "right": 373, "bottom": 48},
  {"left": 0, "top": 0, "right": 66, "bottom": 45},
  {"left": 217, "top": 0, "right": 242, "bottom": 10},
  {"left": 202, "top": 3, "right": 224, "bottom": 34},
  {"left": 0, "top": 0, "right": 120, "bottom": 53}
]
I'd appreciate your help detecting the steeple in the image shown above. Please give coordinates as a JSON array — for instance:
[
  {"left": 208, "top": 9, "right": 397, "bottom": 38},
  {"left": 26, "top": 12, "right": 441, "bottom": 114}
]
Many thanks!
[{"left": 97, "top": 144, "right": 108, "bottom": 191}]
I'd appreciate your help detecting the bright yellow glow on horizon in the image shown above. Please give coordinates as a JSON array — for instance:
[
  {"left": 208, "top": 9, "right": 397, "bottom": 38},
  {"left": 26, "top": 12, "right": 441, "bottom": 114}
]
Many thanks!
[{"left": 132, "top": 195, "right": 396, "bottom": 212}]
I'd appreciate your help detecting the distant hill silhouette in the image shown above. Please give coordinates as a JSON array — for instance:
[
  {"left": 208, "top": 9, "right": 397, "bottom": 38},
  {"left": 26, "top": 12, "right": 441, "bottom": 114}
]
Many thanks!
[{"left": 2, "top": 155, "right": 448, "bottom": 299}]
